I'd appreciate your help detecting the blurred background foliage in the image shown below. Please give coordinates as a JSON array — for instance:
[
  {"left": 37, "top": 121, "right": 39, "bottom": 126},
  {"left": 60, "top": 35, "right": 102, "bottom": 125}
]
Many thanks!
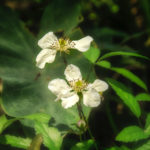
[{"left": 0, "top": 0, "right": 150, "bottom": 150}]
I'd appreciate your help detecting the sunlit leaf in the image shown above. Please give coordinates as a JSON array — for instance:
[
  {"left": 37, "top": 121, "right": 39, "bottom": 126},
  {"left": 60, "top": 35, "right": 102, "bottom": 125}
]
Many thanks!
[
  {"left": 0, "top": 134, "right": 31, "bottom": 149},
  {"left": 134, "top": 139, "right": 150, "bottom": 150},
  {"left": 71, "top": 139, "right": 94, "bottom": 150},
  {"left": 99, "top": 51, "right": 149, "bottom": 61},
  {"left": 0, "top": 115, "right": 16, "bottom": 134},
  {"left": 24, "top": 113, "right": 51, "bottom": 124},
  {"left": 83, "top": 47, "right": 100, "bottom": 63},
  {"left": 35, "top": 121, "right": 63, "bottom": 150},
  {"left": 116, "top": 126, "right": 149, "bottom": 142},
  {"left": 111, "top": 68, "right": 147, "bottom": 91},
  {"left": 135, "top": 93, "right": 150, "bottom": 101},
  {"left": 107, "top": 78, "right": 141, "bottom": 117},
  {"left": 96, "top": 60, "right": 111, "bottom": 68}
]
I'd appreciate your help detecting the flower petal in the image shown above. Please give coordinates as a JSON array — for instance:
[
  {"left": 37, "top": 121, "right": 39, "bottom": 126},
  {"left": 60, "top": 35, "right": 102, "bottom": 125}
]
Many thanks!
[
  {"left": 83, "top": 89, "right": 101, "bottom": 107},
  {"left": 64, "top": 64, "right": 82, "bottom": 82},
  {"left": 71, "top": 36, "right": 93, "bottom": 52},
  {"left": 38, "top": 32, "right": 58, "bottom": 49},
  {"left": 48, "top": 79, "right": 72, "bottom": 98},
  {"left": 87, "top": 79, "right": 108, "bottom": 92},
  {"left": 61, "top": 92, "right": 79, "bottom": 109},
  {"left": 36, "top": 49, "right": 57, "bottom": 69}
]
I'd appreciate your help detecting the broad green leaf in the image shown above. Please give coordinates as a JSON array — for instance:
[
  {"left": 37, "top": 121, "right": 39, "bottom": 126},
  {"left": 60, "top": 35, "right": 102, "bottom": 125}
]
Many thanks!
[
  {"left": 71, "top": 139, "right": 94, "bottom": 150},
  {"left": 39, "top": 0, "right": 82, "bottom": 36},
  {"left": 99, "top": 51, "right": 149, "bottom": 61},
  {"left": 135, "top": 93, "right": 150, "bottom": 101},
  {"left": 116, "top": 126, "right": 149, "bottom": 142},
  {"left": 111, "top": 68, "right": 147, "bottom": 91},
  {"left": 107, "top": 78, "right": 141, "bottom": 117},
  {"left": 0, "top": 115, "right": 16, "bottom": 134},
  {"left": 35, "top": 121, "right": 63, "bottom": 150},
  {"left": 83, "top": 47, "right": 100, "bottom": 63},
  {"left": 134, "top": 139, "right": 150, "bottom": 150},
  {"left": 27, "top": 134, "right": 43, "bottom": 150},
  {"left": 0, "top": 6, "right": 37, "bottom": 83},
  {"left": 96, "top": 60, "right": 111, "bottom": 68},
  {"left": 24, "top": 113, "right": 51, "bottom": 124},
  {"left": 0, "top": 7, "right": 94, "bottom": 132},
  {"left": 0, "top": 134, "right": 31, "bottom": 149}
]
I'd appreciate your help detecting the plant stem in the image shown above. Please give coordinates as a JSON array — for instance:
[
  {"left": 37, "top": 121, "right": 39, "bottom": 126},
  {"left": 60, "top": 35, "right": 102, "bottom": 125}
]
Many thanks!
[{"left": 76, "top": 101, "right": 99, "bottom": 150}]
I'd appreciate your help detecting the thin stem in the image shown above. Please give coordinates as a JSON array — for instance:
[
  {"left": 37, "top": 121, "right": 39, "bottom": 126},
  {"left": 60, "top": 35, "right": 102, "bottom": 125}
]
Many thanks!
[{"left": 76, "top": 101, "right": 99, "bottom": 150}]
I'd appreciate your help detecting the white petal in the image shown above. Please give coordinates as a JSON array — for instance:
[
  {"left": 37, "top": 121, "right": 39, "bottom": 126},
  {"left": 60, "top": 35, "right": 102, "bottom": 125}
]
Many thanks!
[
  {"left": 36, "top": 49, "right": 57, "bottom": 69},
  {"left": 61, "top": 92, "right": 79, "bottom": 109},
  {"left": 38, "top": 32, "right": 58, "bottom": 49},
  {"left": 48, "top": 79, "right": 71, "bottom": 97},
  {"left": 64, "top": 64, "right": 82, "bottom": 82},
  {"left": 87, "top": 79, "right": 108, "bottom": 92},
  {"left": 83, "top": 89, "right": 101, "bottom": 107},
  {"left": 71, "top": 36, "right": 93, "bottom": 52}
]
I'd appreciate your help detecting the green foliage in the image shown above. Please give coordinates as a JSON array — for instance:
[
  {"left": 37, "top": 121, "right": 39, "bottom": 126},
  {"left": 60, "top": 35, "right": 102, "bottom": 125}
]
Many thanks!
[
  {"left": 99, "top": 51, "right": 149, "bottom": 61},
  {"left": 39, "top": 0, "right": 82, "bottom": 36},
  {"left": 83, "top": 47, "right": 100, "bottom": 63},
  {"left": 0, "top": 6, "right": 94, "bottom": 132},
  {"left": 107, "top": 78, "right": 141, "bottom": 118},
  {"left": 106, "top": 145, "right": 130, "bottom": 150},
  {"left": 71, "top": 139, "right": 94, "bottom": 150},
  {"left": 35, "top": 121, "right": 63, "bottom": 150},
  {"left": 24, "top": 113, "right": 51, "bottom": 124},
  {"left": 96, "top": 60, "right": 111, "bottom": 68},
  {"left": 135, "top": 93, "right": 150, "bottom": 101},
  {"left": 97, "top": 60, "right": 147, "bottom": 90},
  {"left": 145, "top": 114, "right": 150, "bottom": 135},
  {"left": 0, "top": 115, "right": 16, "bottom": 134},
  {"left": 134, "top": 140, "right": 150, "bottom": 150},
  {"left": 0, "top": 134, "right": 31, "bottom": 149},
  {"left": 116, "top": 126, "right": 149, "bottom": 142}
]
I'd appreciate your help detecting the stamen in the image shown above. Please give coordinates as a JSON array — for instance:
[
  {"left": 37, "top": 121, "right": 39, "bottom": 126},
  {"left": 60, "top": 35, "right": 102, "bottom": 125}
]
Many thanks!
[{"left": 69, "top": 79, "right": 87, "bottom": 93}]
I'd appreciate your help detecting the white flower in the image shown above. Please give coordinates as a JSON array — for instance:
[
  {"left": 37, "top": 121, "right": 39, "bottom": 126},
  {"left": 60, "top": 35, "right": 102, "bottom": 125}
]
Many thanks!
[
  {"left": 48, "top": 64, "right": 108, "bottom": 109},
  {"left": 36, "top": 32, "right": 93, "bottom": 69}
]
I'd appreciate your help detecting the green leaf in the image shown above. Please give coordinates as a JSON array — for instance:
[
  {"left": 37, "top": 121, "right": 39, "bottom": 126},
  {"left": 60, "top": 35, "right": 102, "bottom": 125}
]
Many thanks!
[
  {"left": 135, "top": 93, "right": 150, "bottom": 101},
  {"left": 145, "top": 114, "right": 150, "bottom": 135},
  {"left": 24, "top": 113, "right": 51, "bottom": 124},
  {"left": 0, "top": 115, "right": 16, "bottom": 134},
  {"left": 0, "top": 7, "right": 94, "bottom": 132},
  {"left": 96, "top": 60, "right": 111, "bottom": 68},
  {"left": 0, "top": 134, "right": 31, "bottom": 149},
  {"left": 99, "top": 51, "right": 149, "bottom": 61},
  {"left": 134, "top": 139, "right": 150, "bottom": 150},
  {"left": 35, "top": 121, "right": 63, "bottom": 150},
  {"left": 39, "top": 0, "right": 82, "bottom": 36},
  {"left": 106, "top": 146, "right": 130, "bottom": 150},
  {"left": 107, "top": 78, "right": 141, "bottom": 117},
  {"left": 97, "top": 61, "right": 147, "bottom": 90},
  {"left": 116, "top": 126, "right": 149, "bottom": 142},
  {"left": 111, "top": 67, "right": 147, "bottom": 90},
  {"left": 83, "top": 47, "right": 100, "bottom": 63},
  {"left": 27, "top": 134, "right": 43, "bottom": 150},
  {"left": 145, "top": 114, "right": 150, "bottom": 129},
  {"left": 71, "top": 139, "right": 94, "bottom": 150}
]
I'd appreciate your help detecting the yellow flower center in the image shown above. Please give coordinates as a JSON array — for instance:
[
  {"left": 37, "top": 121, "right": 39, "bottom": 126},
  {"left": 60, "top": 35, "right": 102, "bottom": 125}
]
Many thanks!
[
  {"left": 69, "top": 80, "right": 87, "bottom": 93},
  {"left": 58, "top": 38, "right": 71, "bottom": 53}
]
